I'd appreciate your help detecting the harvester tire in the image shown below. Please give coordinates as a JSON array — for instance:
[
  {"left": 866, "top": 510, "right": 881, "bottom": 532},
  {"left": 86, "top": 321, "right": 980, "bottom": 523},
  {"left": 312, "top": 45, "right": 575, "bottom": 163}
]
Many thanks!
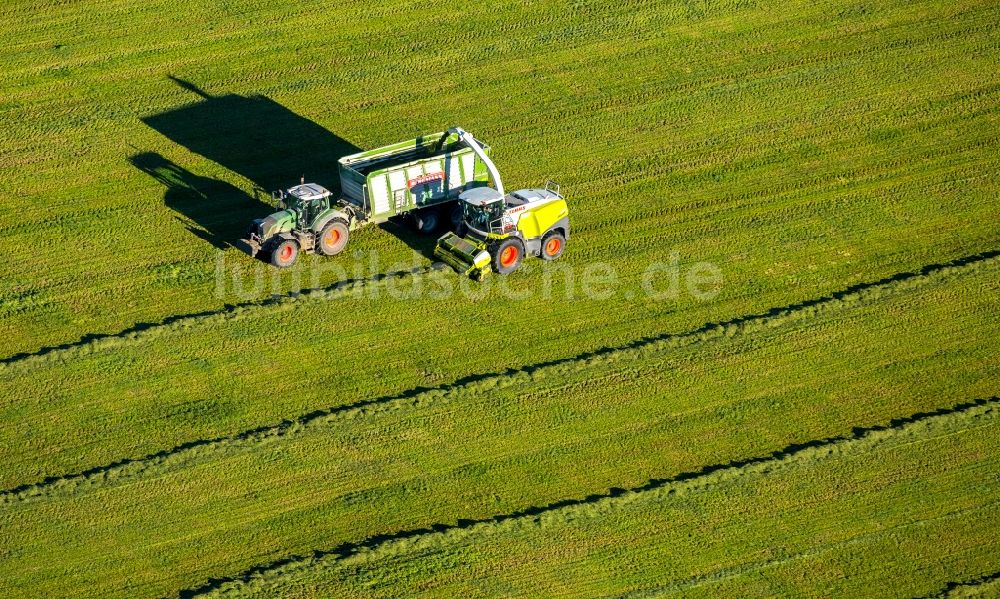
[
  {"left": 540, "top": 230, "right": 566, "bottom": 260},
  {"left": 492, "top": 238, "right": 524, "bottom": 275},
  {"left": 318, "top": 219, "right": 349, "bottom": 256},
  {"left": 270, "top": 239, "right": 299, "bottom": 268}
]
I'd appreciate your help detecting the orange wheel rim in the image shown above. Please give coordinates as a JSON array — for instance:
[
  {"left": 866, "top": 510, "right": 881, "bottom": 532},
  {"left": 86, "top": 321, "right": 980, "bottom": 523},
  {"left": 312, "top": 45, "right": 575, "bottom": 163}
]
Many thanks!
[
  {"left": 280, "top": 245, "right": 293, "bottom": 260},
  {"left": 325, "top": 229, "right": 340, "bottom": 245},
  {"left": 545, "top": 238, "right": 561, "bottom": 255},
  {"left": 500, "top": 245, "right": 518, "bottom": 267}
]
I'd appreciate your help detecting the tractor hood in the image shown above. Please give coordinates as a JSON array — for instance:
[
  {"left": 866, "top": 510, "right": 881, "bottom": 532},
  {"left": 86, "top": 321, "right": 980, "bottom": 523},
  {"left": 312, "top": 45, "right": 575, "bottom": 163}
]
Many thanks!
[{"left": 258, "top": 210, "right": 294, "bottom": 238}]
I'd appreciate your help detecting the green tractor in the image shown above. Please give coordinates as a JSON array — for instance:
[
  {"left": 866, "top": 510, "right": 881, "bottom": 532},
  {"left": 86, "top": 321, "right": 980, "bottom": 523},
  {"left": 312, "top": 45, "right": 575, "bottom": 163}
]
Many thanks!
[
  {"left": 435, "top": 186, "right": 569, "bottom": 282},
  {"left": 239, "top": 183, "right": 350, "bottom": 268}
]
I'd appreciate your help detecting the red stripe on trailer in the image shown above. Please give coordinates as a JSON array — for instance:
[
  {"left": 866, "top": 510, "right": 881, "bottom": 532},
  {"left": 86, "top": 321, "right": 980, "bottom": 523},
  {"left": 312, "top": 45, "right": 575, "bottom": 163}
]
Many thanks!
[{"left": 407, "top": 172, "right": 446, "bottom": 188}]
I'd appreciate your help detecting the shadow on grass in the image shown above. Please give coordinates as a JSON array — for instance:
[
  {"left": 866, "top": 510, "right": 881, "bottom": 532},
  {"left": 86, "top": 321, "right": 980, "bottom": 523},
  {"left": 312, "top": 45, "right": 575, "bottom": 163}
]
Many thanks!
[
  {"left": 128, "top": 152, "right": 269, "bottom": 250},
  {"left": 144, "top": 77, "right": 360, "bottom": 193},
  {"left": 133, "top": 77, "right": 361, "bottom": 249}
]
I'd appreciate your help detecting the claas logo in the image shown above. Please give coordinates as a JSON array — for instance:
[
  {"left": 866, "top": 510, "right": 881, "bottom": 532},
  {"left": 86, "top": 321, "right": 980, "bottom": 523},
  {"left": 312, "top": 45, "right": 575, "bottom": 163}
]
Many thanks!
[{"left": 407, "top": 172, "right": 446, "bottom": 188}]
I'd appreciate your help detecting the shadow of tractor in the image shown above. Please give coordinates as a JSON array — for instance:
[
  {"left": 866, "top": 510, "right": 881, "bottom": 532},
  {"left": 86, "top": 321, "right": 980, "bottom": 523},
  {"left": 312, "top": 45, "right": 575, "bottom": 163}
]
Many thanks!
[
  {"left": 135, "top": 77, "right": 461, "bottom": 260},
  {"left": 129, "top": 152, "right": 265, "bottom": 250},
  {"left": 133, "top": 77, "right": 362, "bottom": 250}
]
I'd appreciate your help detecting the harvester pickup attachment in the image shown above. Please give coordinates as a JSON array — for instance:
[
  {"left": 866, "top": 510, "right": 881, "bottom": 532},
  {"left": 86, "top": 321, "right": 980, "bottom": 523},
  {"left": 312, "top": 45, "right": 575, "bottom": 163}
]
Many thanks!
[{"left": 434, "top": 232, "right": 492, "bottom": 281}]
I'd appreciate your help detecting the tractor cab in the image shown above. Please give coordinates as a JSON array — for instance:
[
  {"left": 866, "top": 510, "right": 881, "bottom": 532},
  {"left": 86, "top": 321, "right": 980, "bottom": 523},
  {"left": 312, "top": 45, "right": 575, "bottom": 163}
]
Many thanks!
[{"left": 275, "top": 183, "right": 331, "bottom": 229}]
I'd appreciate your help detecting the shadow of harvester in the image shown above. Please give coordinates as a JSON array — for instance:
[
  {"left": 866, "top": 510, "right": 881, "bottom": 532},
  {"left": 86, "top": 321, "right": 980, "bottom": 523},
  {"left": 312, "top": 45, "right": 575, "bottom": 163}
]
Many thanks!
[{"left": 134, "top": 77, "right": 360, "bottom": 249}]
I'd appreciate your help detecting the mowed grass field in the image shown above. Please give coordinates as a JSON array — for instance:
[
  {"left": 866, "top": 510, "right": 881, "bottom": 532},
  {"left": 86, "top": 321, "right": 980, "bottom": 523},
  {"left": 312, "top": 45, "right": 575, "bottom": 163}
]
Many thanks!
[{"left": 0, "top": 0, "right": 998, "bottom": 596}]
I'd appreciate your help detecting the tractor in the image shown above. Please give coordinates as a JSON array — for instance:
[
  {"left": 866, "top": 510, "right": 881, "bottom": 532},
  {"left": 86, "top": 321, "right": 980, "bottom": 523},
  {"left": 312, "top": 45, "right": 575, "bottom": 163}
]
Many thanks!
[{"left": 240, "top": 183, "right": 350, "bottom": 268}]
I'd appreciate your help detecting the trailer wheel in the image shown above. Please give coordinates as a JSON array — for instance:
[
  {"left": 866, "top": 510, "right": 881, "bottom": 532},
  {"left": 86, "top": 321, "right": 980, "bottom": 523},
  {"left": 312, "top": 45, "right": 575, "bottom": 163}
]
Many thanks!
[
  {"left": 492, "top": 238, "right": 524, "bottom": 275},
  {"left": 270, "top": 239, "right": 299, "bottom": 268},
  {"left": 318, "top": 220, "right": 349, "bottom": 256},
  {"left": 540, "top": 230, "right": 566, "bottom": 260},
  {"left": 415, "top": 210, "right": 440, "bottom": 234}
]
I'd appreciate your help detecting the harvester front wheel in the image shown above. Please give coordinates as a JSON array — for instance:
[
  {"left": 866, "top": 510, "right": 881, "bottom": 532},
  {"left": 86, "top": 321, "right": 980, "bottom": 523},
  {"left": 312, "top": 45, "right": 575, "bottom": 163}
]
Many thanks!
[
  {"left": 270, "top": 239, "right": 299, "bottom": 268},
  {"left": 540, "top": 230, "right": 566, "bottom": 260},
  {"left": 492, "top": 238, "right": 524, "bottom": 275},
  {"left": 318, "top": 220, "right": 349, "bottom": 256}
]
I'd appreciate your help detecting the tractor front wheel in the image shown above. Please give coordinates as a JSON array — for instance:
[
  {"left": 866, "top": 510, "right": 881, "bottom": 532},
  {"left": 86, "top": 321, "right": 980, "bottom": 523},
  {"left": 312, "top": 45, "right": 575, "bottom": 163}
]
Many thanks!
[
  {"left": 492, "top": 238, "right": 524, "bottom": 275},
  {"left": 318, "top": 220, "right": 349, "bottom": 256},
  {"left": 540, "top": 230, "right": 566, "bottom": 260},
  {"left": 270, "top": 239, "right": 299, "bottom": 268}
]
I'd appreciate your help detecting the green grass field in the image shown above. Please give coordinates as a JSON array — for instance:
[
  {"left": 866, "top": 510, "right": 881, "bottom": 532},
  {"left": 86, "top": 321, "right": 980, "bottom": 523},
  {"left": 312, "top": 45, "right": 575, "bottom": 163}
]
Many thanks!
[{"left": 1, "top": 0, "right": 998, "bottom": 596}]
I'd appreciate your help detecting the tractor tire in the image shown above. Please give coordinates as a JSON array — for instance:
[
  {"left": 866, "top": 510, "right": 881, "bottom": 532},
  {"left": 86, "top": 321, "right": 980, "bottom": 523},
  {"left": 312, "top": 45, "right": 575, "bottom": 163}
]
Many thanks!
[
  {"left": 318, "top": 219, "right": 349, "bottom": 256},
  {"left": 540, "top": 230, "right": 566, "bottom": 260},
  {"left": 492, "top": 237, "right": 525, "bottom": 275},
  {"left": 270, "top": 239, "right": 299, "bottom": 268},
  {"left": 414, "top": 209, "right": 440, "bottom": 234}
]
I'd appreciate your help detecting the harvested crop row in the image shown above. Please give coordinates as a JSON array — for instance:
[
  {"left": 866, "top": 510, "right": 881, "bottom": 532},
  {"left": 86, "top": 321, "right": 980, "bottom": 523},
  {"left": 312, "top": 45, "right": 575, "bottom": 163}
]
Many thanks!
[
  {"left": 190, "top": 399, "right": 1000, "bottom": 598},
  {"left": 1, "top": 258, "right": 995, "bottom": 597},
  {"left": 2, "top": 250, "right": 995, "bottom": 504},
  {"left": 0, "top": 264, "right": 439, "bottom": 372}
]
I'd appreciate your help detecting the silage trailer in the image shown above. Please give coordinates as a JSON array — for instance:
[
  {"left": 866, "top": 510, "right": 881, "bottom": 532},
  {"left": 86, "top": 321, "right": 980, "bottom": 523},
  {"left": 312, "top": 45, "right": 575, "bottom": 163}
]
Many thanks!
[{"left": 239, "top": 129, "right": 495, "bottom": 267}]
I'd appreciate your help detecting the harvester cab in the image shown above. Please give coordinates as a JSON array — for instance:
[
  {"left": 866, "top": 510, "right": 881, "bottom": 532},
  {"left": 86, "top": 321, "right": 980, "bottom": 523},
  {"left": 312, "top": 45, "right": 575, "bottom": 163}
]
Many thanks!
[{"left": 459, "top": 187, "right": 506, "bottom": 233}]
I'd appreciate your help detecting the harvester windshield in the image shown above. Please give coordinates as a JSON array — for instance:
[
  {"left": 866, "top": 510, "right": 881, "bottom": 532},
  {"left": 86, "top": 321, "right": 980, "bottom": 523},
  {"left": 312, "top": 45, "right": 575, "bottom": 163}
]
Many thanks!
[{"left": 463, "top": 200, "right": 503, "bottom": 232}]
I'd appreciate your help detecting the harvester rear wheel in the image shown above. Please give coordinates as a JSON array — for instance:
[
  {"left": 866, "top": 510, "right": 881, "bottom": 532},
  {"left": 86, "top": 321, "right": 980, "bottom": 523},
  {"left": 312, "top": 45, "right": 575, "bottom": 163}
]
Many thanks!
[
  {"left": 540, "top": 230, "right": 566, "bottom": 260},
  {"left": 492, "top": 238, "right": 524, "bottom": 275},
  {"left": 318, "top": 220, "right": 349, "bottom": 256},
  {"left": 270, "top": 239, "right": 299, "bottom": 268}
]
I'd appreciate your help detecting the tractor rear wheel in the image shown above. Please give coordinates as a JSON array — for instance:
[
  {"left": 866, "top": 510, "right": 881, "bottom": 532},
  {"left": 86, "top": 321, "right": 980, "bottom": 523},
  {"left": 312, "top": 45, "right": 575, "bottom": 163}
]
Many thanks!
[
  {"left": 540, "top": 230, "right": 566, "bottom": 260},
  {"left": 318, "top": 220, "right": 349, "bottom": 256},
  {"left": 270, "top": 239, "right": 299, "bottom": 268},
  {"left": 492, "top": 237, "right": 524, "bottom": 275}
]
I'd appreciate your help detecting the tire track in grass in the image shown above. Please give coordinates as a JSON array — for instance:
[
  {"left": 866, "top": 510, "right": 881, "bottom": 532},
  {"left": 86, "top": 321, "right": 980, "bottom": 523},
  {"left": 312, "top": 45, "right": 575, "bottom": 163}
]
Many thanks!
[
  {"left": 1, "top": 250, "right": 996, "bottom": 507},
  {"left": 180, "top": 397, "right": 1000, "bottom": 598}
]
